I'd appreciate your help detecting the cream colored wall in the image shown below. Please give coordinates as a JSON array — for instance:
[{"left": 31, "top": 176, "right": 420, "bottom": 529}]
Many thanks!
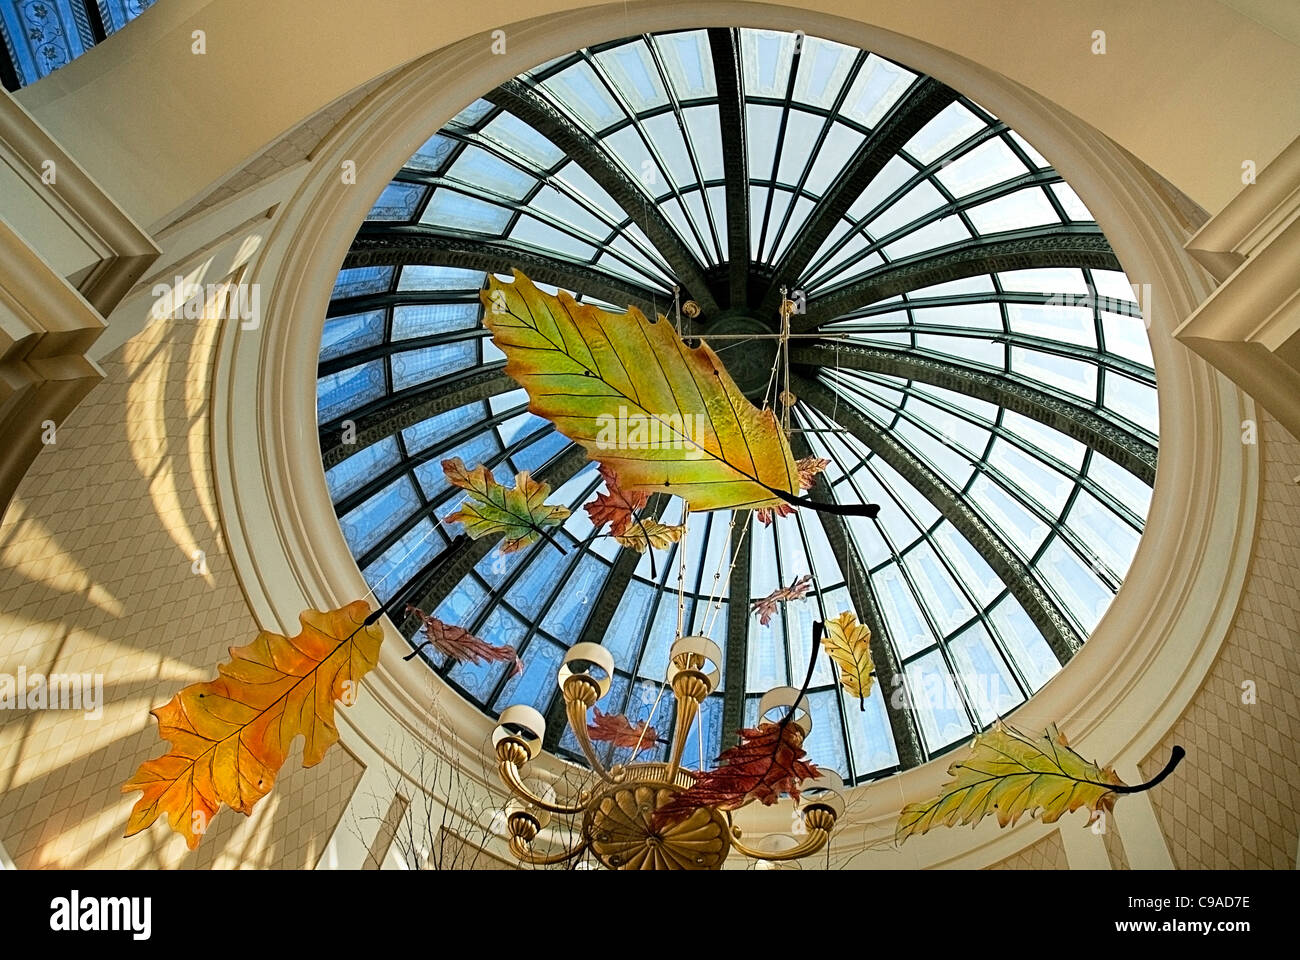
[
  {"left": 14, "top": 0, "right": 1300, "bottom": 231},
  {"left": 1138, "top": 412, "right": 1300, "bottom": 869},
  {"left": 0, "top": 270, "right": 365, "bottom": 868}
]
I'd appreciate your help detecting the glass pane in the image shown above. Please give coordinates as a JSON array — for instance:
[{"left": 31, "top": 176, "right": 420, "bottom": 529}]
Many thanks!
[
  {"left": 904, "top": 650, "right": 973, "bottom": 751},
  {"left": 325, "top": 436, "right": 400, "bottom": 503},
  {"left": 596, "top": 40, "right": 670, "bottom": 111},
  {"left": 419, "top": 190, "right": 513, "bottom": 234},
  {"left": 544, "top": 60, "right": 624, "bottom": 131},
  {"left": 904, "top": 103, "right": 986, "bottom": 164},
  {"left": 321, "top": 310, "right": 385, "bottom": 362},
  {"left": 948, "top": 623, "right": 1024, "bottom": 724},
  {"left": 988, "top": 597, "right": 1059, "bottom": 692},
  {"left": 317, "top": 361, "right": 385, "bottom": 423},
  {"left": 447, "top": 145, "right": 536, "bottom": 199},
  {"left": 875, "top": 563, "right": 935, "bottom": 658},
  {"left": 366, "top": 182, "right": 425, "bottom": 221}
]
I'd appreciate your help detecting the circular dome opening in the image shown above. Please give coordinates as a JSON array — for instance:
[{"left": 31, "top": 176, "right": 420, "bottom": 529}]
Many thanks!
[{"left": 315, "top": 27, "right": 1158, "bottom": 786}]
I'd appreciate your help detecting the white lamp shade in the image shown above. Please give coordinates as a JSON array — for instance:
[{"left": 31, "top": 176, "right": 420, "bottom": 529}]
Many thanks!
[
  {"left": 492, "top": 704, "right": 546, "bottom": 758},
  {"left": 757, "top": 686, "right": 813, "bottom": 736},
  {"left": 558, "top": 642, "right": 615, "bottom": 698},
  {"left": 666, "top": 635, "right": 723, "bottom": 693}
]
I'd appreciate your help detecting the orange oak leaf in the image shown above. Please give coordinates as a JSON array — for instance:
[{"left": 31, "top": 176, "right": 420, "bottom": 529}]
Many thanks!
[
  {"left": 406, "top": 606, "right": 523, "bottom": 677},
  {"left": 587, "top": 707, "right": 658, "bottom": 754},
  {"left": 751, "top": 573, "right": 814, "bottom": 626},
  {"left": 123, "top": 601, "right": 384, "bottom": 850},
  {"left": 797, "top": 456, "right": 830, "bottom": 491},
  {"left": 653, "top": 721, "right": 820, "bottom": 827},
  {"left": 585, "top": 463, "right": 649, "bottom": 536}
]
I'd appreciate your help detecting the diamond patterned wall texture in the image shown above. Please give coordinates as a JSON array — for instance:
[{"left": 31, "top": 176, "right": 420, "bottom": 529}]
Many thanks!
[
  {"left": 1139, "top": 412, "right": 1300, "bottom": 869},
  {"left": 0, "top": 302, "right": 364, "bottom": 868},
  {"left": 987, "top": 830, "right": 1067, "bottom": 870}
]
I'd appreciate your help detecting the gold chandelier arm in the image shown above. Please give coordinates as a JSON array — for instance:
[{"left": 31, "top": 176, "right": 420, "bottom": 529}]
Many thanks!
[
  {"left": 729, "top": 827, "right": 831, "bottom": 862},
  {"left": 564, "top": 693, "right": 615, "bottom": 782},
  {"left": 496, "top": 741, "right": 588, "bottom": 814},
  {"left": 508, "top": 834, "right": 589, "bottom": 866},
  {"left": 662, "top": 687, "right": 700, "bottom": 782},
  {"left": 729, "top": 805, "right": 838, "bottom": 862}
]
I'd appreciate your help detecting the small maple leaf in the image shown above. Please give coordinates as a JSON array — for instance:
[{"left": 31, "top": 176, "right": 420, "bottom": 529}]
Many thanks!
[
  {"left": 796, "top": 456, "right": 830, "bottom": 491},
  {"left": 653, "top": 721, "right": 820, "bottom": 827},
  {"left": 613, "top": 518, "right": 685, "bottom": 552},
  {"left": 442, "top": 458, "right": 570, "bottom": 553},
  {"left": 584, "top": 463, "right": 649, "bottom": 536},
  {"left": 587, "top": 707, "right": 658, "bottom": 754},
  {"left": 406, "top": 605, "right": 523, "bottom": 677},
  {"left": 755, "top": 502, "right": 798, "bottom": 526},
  {"left": 751, "top": 573, "right": 813, "bottom": 626}
]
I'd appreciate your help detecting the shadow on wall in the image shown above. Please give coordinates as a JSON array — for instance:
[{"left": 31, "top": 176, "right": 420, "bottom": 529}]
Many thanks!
[{"left": 0, "top": 276, "right": 365, "bottom": 868}]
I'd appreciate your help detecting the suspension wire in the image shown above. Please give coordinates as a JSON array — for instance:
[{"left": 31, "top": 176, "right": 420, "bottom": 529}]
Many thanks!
[{"left": 676, "top": 505, "right": 690, "bottom": 639}]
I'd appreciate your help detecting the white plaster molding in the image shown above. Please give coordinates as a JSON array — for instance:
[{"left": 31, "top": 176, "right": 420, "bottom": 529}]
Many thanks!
[
  {"left": 0, "top": 88, "right": 158, "bottom": 314},
  {"left": 1176, "top": 135, "right": 1300, "bottom": 440}
]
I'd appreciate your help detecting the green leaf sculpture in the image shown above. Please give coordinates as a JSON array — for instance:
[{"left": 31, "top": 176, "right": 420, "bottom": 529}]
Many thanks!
[{"left": 481, "top": 270, "right": 800, "bottom": 512}]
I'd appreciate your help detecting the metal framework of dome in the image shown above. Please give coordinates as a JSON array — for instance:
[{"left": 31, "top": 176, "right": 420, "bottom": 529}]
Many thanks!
[{"left": 316, "top": 27, "right": 1159, "bottom": 785}]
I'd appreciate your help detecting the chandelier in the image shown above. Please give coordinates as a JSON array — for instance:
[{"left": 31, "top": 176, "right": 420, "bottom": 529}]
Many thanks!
[{"left": 492, "top": 638, "right": 845, "bottom": 870}]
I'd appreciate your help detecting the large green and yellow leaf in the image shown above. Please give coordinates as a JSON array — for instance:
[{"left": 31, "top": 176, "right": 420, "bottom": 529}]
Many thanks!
[
  {"left": 821, "top": 611, "right": 873, "bottom": 708},
  {"left": 896, "top": 722, "right": 1126, "bottom": 843},
  {"left": 481, "top": 270, "right": 799, "bottom": 511}
]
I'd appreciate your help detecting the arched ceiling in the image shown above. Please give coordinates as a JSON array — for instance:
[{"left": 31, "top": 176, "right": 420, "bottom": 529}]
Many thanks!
[{"left": 316, "top": 27, "right": 1158, "bottom": 785}]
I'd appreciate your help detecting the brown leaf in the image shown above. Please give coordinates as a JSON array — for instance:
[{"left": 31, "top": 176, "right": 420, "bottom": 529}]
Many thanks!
[
  {"left": 796, "top": 456, "right": 830, "bottom": 491},
  {"left": 407, "top": 606, "right": 522, "bottom": 676},
  {"left": 584, "top": 463, "right": 650, "bottom": 536},
  {"left": 653, "top": 721, "right": 820, "bottom": 827},
  {"left": 754, "top": 502, "right": 797, "bottom": 526},
  {"left": 587, "top": 707, "right": 658, "bottom": 754},
  {"left": 750, "top": 573, "right": 813, "bottom": 626}
]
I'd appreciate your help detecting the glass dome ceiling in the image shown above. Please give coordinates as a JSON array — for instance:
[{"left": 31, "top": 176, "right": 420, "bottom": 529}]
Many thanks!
[{"left": 316, "top": 28, "right": 1157, "bottom": 785}]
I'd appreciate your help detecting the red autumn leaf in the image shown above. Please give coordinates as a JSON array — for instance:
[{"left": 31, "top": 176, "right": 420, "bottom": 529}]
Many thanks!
[
  {"left": 754, "top": 502, "right": 797, "bottom": 526},
  {"left": 406, "top": 605, "right": 523, "bottom": 676},
  {"left": 750, "top": 573, "right": 813, "bottom": 626},
  {"left": 584, "top": 463, "right": 650, "bottom": 536},
  {"left": 652, "top": 721, "right": 821, "bottom": 828},
  {"left": 797, "top": 456, "right": 830, "bottom": 491},
  {"left": 587, "top": 707, "right": 658, "bottom": 754}
]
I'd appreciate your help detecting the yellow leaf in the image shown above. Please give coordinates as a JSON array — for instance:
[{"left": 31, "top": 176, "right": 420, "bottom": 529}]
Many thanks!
[
  {"left": 481, "top": 269, "right": 799, "bottom": 511},
  {"left": 613, "top": 519, "right": 685, "bottom": 553},
  {"left": 821, "top": 611, "right": 874, "bottom": 707},
  {"left": 442, "top": 458, "right": 571, "bottom": 553},
  {"left": 122, "top": 602, "right": 383, "bottom": 850},
  {"left": 896, "top": 722, "right": 1127, "bottom": 843}
]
